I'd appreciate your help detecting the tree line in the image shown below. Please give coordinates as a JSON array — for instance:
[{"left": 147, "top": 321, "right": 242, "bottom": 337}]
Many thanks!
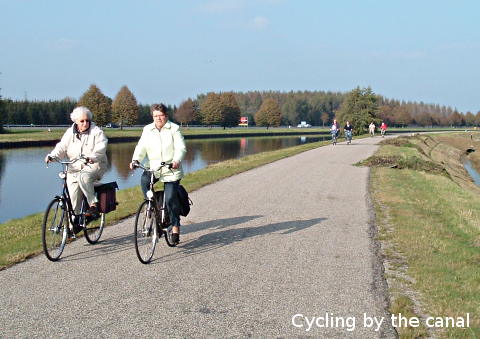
[{"left": 1, "top": 84, "right": 478, "bottom": 134}]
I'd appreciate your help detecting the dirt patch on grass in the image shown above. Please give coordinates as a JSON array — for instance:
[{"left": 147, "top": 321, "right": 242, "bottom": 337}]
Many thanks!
[
  {"left": 359, "top": 154, "right": 447, "bottom": 174},
  {"left": 380, "top": 137, "right": 416, "bottom": 148}
]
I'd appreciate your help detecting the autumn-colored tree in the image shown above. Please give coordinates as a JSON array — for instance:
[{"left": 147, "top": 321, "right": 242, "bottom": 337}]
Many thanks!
[
  {"left": 475, "top": 111, "right": 480, "bottom": 127},
  {"left": 391, "top": 105, "right": 412, "bottom": 127},
  {"left": 464, "top": 111, "right": 475, "bottom": 126},
  {"left": 336, "top": 87, "right": 379, "bottom": 135},
  {"left": 112, "top": 86, "right": 139, "bottom": 129},
  {"left": 175, "top": 98, "right": 197, "bottom": 127},
  {"left": 219, "top": 92, "right": 241, "bottom": 128},
  {"left": 321, "top": 112, "right": 329, "bottom": 127},
  {"left": 415, "top": 111, "right": 434, "bottom": 127},
  {"left": 255, "top": 98, "right": 282, "bottom": 128},
  {"left": 377, "top": 104, "right": 395, "bottom": 125},
  {"left": 446, "top": 111, "right": 464, "bottom": 127},
  {"left": 78, "top": 84, "right": 112, "bottom": 126},
  {"left": 199, "top": 92, "right": 241, "bottom": 128},
  {"left": 199, "top": 92, "right": 222, "bottom": 126}
]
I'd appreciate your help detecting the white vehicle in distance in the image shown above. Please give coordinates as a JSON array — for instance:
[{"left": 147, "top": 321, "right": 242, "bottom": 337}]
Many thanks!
[{"left": 297, "top": 121, "right": 311, "bottom": 128}]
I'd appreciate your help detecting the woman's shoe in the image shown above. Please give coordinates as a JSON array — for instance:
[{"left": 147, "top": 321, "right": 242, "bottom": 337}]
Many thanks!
[
  {"left": 171, "top": 233, "right": 180, "bottom": 244},
  {"left": 85, "top": 205, "right": 98, "bottom": 217}
]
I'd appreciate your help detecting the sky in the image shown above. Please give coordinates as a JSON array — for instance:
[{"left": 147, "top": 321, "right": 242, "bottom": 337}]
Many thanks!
[{"left": 1, "top": 0, "right": 479, "bottom": 113}]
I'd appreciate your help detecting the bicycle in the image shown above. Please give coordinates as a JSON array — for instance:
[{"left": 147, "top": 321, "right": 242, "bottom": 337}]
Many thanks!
[
  {"left": 345, "top": 130, "right": 353, "bottom": 144},
  {"left": 331, "top": 130, "right": 338, "bottom": 145},
  {"left": 132, "top": 162, "right": 177, "bottom": 264},
  {"left": 42, "top": 155, "right": 106, "bottom": 261}
]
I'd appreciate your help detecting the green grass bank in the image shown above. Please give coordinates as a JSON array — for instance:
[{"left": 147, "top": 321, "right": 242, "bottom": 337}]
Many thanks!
[{"left": 360, "top": 133, "right": 480, "bottom": 338}]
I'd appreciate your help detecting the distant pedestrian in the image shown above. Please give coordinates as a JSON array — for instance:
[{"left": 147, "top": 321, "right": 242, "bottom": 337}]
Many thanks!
[
  {"left": 369, "top": 122, "right": 376, "bottom": 137},
  {"left": 380, "top": 122, "right": 387, "bottom": 137}
]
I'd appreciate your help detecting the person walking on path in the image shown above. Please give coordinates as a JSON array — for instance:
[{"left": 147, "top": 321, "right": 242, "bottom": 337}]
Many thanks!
[
  {"left": 129, "top": 103, "right": 187, "bottom": 244},
  {"left": 369, "top": 122, "right": 376, "bottom": 137},
  {"left": 380, "top": 122, "right": 387, "bottom": 137}
]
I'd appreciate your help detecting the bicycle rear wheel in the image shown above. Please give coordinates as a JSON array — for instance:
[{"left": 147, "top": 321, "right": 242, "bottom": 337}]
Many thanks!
[
  {"left": 42, "top": 198, "right": 68, "bottom": 261},
  {"left": 84, "top": 213, "right": 105, "bottom": 244},
  {"left": 134, "top": 200, "right": 158, "bottom": 264}
]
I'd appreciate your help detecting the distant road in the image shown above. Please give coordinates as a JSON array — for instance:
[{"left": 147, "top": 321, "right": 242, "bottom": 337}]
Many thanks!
[{"left": 0, "top": 136, "right": 396, "bottom": 338}]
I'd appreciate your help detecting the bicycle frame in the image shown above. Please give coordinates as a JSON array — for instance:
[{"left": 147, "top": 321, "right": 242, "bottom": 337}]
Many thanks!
[
  {"left": 331, "top": 130, "right": 338, "bottom": 144},
  {"left": 133, "top": 161, "right": 177, "bottom": 263},
  {"left": 135, "top": 162, "right": 172, "bottom": 228},
  {"left": 49, "top": 157, "right": 89, "bottom": 227},
  {"left": 345, "top": 130, "right": 352, "bottom": 140}
]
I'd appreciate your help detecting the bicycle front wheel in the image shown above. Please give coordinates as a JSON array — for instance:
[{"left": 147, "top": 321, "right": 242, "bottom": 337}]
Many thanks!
[
  {"left": 42, "top": 198, "right": 68, "bottom": 261},
  {"left": 134, "top": 200, "right": 158, "bottom": 264},
  {"left": 84, "top": 213, "right": 105, "bottom": 244}
]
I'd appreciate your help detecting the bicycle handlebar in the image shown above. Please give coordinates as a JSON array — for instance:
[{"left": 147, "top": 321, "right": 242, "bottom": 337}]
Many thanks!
[
  {"left": 48, "top": 155, "right": 89, "bottom": 165},
  {"left": 132, "top": 161, "right": 173, "bottom": 172}
]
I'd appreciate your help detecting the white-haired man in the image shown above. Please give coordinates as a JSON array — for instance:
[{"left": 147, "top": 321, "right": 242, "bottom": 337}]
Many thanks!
[{"left": 45, "top": 106, "right": 108, "bottom": 217}]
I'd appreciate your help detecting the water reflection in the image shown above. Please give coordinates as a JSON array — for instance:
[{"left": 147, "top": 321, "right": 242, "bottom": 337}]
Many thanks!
[
  {"left": 0, "top": 152, "right": 5, "bottom": 207},
  {"left": 0, "top": 135, "right": 325, "bottom": 223}
]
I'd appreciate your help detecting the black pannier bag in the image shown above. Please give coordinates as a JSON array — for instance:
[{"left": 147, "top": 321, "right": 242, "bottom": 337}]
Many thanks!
[
  {"left": 177, "top": 185, "right": 192, "bottom": 217},
  {"left": 94, "top": 182, "right": 119, "bottom": 213}
]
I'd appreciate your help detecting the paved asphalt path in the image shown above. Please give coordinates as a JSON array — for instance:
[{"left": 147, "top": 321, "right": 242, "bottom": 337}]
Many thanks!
[{"left": 1, "top": 136, "right": 397, "bottom": 338}]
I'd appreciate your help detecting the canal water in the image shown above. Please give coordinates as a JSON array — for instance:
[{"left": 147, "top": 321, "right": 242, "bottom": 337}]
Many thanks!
[
  {"left": 463, "top": 159, "right": 480, "bottom": 186},
  {"left": 0, "top": 135, "right": 325, "bottom": 223}
]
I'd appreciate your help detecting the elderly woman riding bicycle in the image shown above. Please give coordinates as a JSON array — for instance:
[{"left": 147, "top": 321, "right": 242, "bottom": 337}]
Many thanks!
[{"left": 45, "top": 106, "right": 108, "bottom": 217}]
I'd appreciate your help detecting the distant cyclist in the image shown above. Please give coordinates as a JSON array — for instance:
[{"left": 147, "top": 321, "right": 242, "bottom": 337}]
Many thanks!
[
  {"left": 331, "top": 119, "right": 340, "bottom": 145},
  {"left": 344, "top": 121, "right": 353, "bottom": 144},
  {"left": 380, "top": 121, "right": 387, "bottom": 137}
]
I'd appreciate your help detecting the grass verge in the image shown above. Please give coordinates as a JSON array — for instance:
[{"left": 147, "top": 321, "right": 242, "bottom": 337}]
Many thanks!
[
  {"left": 0, "top": 138, "right": 332, "bottom": 270},
  {"left": 366, "top": 134, "right": 480, "bottom": 338}
]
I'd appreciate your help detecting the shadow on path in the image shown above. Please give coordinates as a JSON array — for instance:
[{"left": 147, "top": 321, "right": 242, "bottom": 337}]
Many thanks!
[
  {"left": 61, "top": 232, "right": 133, "bottom": 262},
  {"left": 61, "top": 216, "right": 263, "bottom": 262},
  {"left": 185, "top": 215, "right": 264, "bottom": 233},
  {"left": 153, "top": 217, "right": 327, "bottom": 264}
]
